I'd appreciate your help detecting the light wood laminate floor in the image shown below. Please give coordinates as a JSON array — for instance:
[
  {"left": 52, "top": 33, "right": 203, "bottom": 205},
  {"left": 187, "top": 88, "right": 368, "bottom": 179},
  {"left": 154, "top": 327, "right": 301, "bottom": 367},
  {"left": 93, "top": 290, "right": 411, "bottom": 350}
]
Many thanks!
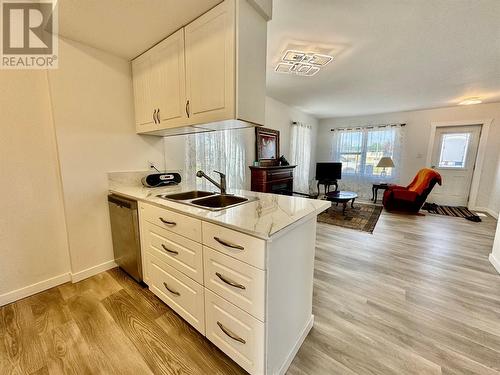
[{"left": 1, "top": 210, "right": 499, "bottom": 374}]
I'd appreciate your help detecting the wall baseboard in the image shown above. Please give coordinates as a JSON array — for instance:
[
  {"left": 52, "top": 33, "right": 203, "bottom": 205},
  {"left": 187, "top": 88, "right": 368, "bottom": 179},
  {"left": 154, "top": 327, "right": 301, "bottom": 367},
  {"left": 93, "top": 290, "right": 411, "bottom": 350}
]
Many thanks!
[
  {"left": 0, "top": 272, "right": 71, "bottom": 307},
  {"left": 1, "top": 260, "right": 119, "bottom": 307},
  {"left": 471, "top": 206, "right": 498, "bottom": 219},
  {"left": 489, "top": 253, "right": 500, "bottom": 275},
  {"left": 71, "top": 260, "right": 118, "bottom": 283}
]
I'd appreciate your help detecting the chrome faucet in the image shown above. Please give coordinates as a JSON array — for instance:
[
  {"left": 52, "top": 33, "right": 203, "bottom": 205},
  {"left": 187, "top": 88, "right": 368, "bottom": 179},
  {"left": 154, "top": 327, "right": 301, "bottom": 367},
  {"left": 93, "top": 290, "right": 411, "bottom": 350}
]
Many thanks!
[{"left": 196, "top": 170, "right": 227, "bottom": 195}]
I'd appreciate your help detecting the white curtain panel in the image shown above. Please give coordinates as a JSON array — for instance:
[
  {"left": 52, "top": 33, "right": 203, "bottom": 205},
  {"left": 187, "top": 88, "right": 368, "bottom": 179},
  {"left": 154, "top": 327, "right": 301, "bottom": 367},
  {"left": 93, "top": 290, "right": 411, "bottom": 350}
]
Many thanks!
[
  {"left": 331, "top": 124, "right": 405, "bottom": 199},
  {"left": 290, "top": 122, "right": 312, "bottom": 194},
  {"left": 185, "top": 129, "right": 247, "bottom": 190}
]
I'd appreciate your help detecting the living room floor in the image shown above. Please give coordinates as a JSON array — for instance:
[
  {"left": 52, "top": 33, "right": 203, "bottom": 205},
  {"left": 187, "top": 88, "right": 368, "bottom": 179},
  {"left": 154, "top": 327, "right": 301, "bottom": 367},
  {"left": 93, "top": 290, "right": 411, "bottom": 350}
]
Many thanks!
[{"left": 1, "top": 211, "right": 499, "bottom": 375}]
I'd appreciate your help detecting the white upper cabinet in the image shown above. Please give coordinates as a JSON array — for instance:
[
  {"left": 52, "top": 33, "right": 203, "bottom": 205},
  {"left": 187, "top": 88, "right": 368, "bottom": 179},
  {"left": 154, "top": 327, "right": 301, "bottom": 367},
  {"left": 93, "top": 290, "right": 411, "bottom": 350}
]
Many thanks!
[
  {"left": 131, "top": 53, "right": 155, "bottom": 132},
  {"left": 185, "top": 0, "right": 235, "bottom": 125},
  {"left": 151, "top": 29, "right": 187, "bottom": 128},
  {"left": 132, "top": 29, "right": 187, "bottom": 133},
  {"left": 131, "top": 0, "right": 268, "bottom": 136}
]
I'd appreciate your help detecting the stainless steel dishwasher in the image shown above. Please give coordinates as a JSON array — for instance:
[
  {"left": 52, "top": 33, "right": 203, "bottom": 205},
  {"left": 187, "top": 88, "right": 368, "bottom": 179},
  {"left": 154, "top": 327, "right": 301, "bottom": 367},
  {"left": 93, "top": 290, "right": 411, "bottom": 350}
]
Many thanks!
[{"left": 108, "top": 194, "right": 142, "bottom": 282}]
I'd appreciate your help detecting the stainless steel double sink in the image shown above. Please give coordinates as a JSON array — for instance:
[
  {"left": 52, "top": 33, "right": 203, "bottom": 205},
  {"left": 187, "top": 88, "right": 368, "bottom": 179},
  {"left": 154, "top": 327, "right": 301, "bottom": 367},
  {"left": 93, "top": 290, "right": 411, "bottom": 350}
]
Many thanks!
[{"left": 157, "top": 190, "right": 254, "bottom": 211}]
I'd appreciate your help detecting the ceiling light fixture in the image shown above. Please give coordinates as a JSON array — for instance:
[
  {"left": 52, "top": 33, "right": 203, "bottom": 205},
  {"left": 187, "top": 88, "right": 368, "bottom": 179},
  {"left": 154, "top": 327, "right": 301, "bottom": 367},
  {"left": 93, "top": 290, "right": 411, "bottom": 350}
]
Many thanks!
[
  {"left": 275, "top": 50, "right": 333, "bottom": 76},
  {"left": 459, "top": 97, "right": 482, "bottom": 105}
]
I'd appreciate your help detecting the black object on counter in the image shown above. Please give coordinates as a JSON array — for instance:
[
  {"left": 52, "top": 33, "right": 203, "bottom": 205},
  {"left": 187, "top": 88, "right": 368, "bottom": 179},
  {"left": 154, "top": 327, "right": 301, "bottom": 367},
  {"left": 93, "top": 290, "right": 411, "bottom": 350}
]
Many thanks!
[{"left": 142, "top": 173, "right": 181, "bottom": 187}]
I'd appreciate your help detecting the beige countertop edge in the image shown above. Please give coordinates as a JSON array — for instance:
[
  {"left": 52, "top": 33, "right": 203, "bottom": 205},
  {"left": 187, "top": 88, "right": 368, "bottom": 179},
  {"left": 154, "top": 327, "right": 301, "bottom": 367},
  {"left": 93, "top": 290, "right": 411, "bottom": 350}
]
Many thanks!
[{"left": 109, "top": 189, "right": 330, "bottom": 241}]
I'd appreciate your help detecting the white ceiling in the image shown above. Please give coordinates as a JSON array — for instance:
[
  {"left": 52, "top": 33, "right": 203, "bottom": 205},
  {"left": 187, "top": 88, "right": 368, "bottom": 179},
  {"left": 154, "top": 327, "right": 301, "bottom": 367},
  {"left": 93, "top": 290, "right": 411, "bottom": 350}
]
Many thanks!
[
  {"left": 57, "top": 0, "right": 221, "bottom": 59},
  {"left": 266, "top": 0, "right": 500, "bottom": 119}
]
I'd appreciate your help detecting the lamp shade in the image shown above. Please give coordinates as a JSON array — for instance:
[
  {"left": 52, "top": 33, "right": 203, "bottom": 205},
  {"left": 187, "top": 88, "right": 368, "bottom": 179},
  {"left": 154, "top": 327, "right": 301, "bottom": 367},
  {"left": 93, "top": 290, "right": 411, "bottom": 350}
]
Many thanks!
[{"left": 376, "top": 156, "right": 395, "bottom": 168}]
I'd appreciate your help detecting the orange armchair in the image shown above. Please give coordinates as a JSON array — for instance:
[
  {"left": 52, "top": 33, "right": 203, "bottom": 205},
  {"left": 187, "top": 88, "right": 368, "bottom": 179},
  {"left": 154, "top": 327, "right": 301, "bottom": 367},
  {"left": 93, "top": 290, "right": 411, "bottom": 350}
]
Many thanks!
[{"left": 383, "top": 168, "right": 442, "bottom": 213}]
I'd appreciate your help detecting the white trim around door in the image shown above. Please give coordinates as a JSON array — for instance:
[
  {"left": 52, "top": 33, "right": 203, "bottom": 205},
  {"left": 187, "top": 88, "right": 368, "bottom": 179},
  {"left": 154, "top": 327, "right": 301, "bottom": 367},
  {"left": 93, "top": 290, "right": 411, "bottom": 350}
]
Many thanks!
[{"left": 426, "top": 119, "right": 492, "bottom": 210}]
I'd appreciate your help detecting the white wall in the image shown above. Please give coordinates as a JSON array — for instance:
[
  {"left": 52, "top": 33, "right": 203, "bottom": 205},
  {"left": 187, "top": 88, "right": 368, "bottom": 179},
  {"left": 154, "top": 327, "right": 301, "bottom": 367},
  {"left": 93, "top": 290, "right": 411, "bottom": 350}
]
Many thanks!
[
  {"left": 317, "top": 102, "right": 500, "bottom": 213},
  {"left": 163, "top": 96, "right": 319, "bottom": 189},
  {"left": 265, "top": 97, "right": 319, "bottom": 178},
  {"left": 47, "top": 38, "right": 165, "bottom": 278},
  {"left": 0, "top": 71, "right": 71, "bottom": 303}
]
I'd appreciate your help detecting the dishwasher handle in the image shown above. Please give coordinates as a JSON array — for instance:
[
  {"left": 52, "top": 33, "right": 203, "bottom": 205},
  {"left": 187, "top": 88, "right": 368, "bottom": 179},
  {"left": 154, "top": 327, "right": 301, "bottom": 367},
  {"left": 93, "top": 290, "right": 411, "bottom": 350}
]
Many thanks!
[{"left": 108, "top": 194, "right": 137, "bottom": 210}]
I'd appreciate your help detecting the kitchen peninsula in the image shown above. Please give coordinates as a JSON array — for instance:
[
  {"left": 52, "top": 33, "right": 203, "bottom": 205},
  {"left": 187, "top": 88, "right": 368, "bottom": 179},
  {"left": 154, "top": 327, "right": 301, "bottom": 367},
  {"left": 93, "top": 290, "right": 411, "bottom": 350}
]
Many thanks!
[{"left": 109, "top": 173, "right": 330, "bottom": 374}]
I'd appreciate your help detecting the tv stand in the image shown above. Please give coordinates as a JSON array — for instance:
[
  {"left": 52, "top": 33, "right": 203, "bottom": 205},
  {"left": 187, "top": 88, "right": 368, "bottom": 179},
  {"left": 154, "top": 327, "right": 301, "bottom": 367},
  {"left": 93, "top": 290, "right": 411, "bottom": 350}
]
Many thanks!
[{"left": 317, "top": 179, "right": 338, "bottom": 196}]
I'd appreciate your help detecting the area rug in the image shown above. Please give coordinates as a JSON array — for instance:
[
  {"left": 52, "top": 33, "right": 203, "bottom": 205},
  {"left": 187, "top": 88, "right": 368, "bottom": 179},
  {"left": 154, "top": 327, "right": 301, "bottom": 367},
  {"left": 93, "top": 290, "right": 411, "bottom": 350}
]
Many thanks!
[
  {"left": 422, "top": 202, "right": 482, "bottom": 222},
  {"left": 317, "top": 202, "right": 382, "bottom": 233}
]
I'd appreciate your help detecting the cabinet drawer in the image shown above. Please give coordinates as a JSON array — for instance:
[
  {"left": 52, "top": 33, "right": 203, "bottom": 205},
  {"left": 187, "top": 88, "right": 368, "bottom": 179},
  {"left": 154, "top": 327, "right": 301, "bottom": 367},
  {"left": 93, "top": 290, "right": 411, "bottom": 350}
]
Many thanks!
[
  {"left": 143, "top": 221, "right": 203, "bottom": 284},
  {"left": 267, "top": 170, "right": 292, "bottom": 180},
  {"left": 205, "top": 289, "right": 264, "bottom": 375},
  {"left": 140, "top": 202, "right": 201, "bottom": 242},
  {"left": 202, "top": 222, "right": 266, "bottom": 269},
  {"left": 204, "top": 246, "right": 265, "bottom": 321},
  {"left": 148, "top": 253, "right": 205, "bottom": 334}
]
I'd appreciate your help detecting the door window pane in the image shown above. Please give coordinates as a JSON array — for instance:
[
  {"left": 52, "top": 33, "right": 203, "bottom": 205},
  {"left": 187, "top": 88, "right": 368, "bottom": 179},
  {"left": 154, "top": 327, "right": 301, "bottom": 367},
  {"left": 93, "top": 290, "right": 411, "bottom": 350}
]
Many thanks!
[{"left": 438, "top": 133, "right": 470, "bottom": 168}]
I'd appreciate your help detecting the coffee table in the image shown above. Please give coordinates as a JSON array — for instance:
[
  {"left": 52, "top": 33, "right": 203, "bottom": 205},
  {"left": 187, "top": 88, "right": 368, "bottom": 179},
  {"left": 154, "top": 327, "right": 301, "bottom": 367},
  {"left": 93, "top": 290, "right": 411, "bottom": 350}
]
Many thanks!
[{"left": 325, "top": 191, "right": 358, "bottom": 215}]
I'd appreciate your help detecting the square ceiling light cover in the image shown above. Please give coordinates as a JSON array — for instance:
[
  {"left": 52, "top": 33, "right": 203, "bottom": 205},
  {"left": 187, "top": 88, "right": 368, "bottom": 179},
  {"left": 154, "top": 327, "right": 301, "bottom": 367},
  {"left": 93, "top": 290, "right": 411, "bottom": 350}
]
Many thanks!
[{"left": 276, "top": 50, "right": 333, "bottom": 76}]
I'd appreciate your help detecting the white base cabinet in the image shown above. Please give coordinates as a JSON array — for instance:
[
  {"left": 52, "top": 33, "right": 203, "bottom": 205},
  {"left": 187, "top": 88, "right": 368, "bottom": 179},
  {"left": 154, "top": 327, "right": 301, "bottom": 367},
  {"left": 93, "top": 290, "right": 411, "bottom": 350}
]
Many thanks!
[{"left": 138, "top": 201, "right": 317, "bottom": 374}]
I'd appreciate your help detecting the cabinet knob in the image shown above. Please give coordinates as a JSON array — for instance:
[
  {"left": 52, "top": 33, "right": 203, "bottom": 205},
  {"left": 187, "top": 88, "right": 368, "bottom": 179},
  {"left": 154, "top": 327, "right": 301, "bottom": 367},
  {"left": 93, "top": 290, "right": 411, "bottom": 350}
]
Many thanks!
[
  {"left": 153, "top": 109, "right": 157, "bottom": 124},
  {"left": 186, "top": 100, "right": 190, "bottom": 118}
]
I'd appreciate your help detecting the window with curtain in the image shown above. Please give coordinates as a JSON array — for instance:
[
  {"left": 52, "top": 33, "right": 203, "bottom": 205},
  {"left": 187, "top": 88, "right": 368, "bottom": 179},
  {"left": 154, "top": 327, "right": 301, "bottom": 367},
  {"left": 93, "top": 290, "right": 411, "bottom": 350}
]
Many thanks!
[
  {"left": 332, "top": 125, "right": 405, "bottom": 197},
  {"left": 290, "top": 122, "right": 312, "bottom": 194},
  {"left": 184, "top": 129, "right": 247, "bottom": 190}
]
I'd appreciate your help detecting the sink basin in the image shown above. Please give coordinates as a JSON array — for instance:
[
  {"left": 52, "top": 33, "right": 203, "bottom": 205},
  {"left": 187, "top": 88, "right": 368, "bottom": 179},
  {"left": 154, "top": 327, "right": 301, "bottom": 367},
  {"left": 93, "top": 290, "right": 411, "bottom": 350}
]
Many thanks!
[
  {"left": 191, "top": 195, "right": 248, "bottom": 209},
  {"left": 160, "top": 190, "right": 215, "bottom": 201},
  {"left": 157, "top": 191, "right": 254, "bottom": 211}
]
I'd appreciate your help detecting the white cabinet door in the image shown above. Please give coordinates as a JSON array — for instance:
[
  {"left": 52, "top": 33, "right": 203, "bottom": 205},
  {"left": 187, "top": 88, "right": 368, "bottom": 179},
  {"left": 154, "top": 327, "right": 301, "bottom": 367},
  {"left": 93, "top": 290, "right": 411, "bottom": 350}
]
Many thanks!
[
  {"left": 151, "top": 29, "right": 188, "bottom": 128},
  {"left": 131, "top": 53, "right": 155, "bottom": 132},
  {"left": 185, "top": 0, "right": 235, "bottom": 124}
]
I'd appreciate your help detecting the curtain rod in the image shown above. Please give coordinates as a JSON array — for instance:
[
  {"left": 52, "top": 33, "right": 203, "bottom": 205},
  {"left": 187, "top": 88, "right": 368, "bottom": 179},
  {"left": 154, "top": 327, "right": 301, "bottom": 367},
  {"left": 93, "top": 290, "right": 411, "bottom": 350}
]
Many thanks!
[
  {"left": 291, "top": 121, "right": 312, "bottom": 128},
  {"left": 330, "top": 123, "right": 406, "bottom": 131}
]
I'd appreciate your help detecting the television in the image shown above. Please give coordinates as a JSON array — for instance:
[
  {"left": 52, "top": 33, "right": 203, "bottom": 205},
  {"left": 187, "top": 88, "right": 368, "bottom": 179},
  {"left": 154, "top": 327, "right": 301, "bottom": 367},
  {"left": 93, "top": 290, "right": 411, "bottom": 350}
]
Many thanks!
[{"left": 315, "top": 162, "right": 342, "bottom": 181}]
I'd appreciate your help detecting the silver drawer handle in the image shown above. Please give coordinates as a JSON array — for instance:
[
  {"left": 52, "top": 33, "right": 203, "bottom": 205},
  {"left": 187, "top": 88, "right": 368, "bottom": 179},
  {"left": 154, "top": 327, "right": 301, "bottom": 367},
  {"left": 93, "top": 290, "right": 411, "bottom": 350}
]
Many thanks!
[
  {"left": 213, "top": 237, "right": 244, "bottom": 250},
  {"left": 163, "top": 282, "right": 180, "bottom": 296},
  {"left": 216, "top": 272, "right": 246, "bottom": 290},
  {"left": 159, "top": 217, "right": 177, "bottom": 226},
  {"left": 161, "top": 244, "right": 179, "bottom": 255},
  {"left": 217, "top": 321, "right": 246, "bottom": 344}
]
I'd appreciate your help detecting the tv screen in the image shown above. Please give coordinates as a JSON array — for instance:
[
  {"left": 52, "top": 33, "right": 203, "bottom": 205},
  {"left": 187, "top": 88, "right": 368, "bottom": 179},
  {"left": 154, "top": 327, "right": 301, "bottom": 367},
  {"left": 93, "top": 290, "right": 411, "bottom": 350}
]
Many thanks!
[{"left": 316, "top": 162, "right": 342, "bottom": 181}]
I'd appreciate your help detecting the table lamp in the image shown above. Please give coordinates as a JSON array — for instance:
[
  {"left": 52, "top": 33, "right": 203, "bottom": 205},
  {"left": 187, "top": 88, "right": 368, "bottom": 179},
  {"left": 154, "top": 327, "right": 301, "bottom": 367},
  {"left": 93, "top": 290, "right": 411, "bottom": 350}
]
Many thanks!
[{"left": 376, "top": 156, "right": 395, "bottom": 178}]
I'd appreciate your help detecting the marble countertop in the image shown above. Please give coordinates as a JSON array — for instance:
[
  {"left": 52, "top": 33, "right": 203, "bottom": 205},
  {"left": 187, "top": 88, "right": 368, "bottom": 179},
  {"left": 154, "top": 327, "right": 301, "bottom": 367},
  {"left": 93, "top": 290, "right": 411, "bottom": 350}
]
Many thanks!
[{"left": 108, "top": 172, "right": 330, "bottom": 240}]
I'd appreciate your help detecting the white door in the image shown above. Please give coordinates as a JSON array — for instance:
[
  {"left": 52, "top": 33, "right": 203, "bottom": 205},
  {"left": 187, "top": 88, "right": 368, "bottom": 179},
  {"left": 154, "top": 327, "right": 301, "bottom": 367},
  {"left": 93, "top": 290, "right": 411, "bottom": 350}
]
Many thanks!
[
  {"left": 151, "top": 29, "right": 188, "bottom": 128},
  {"left": 184, "top": 0, "right": 235, "bottom": 125},
  {"left": 131, "top": 53, "right": 156, "bottom": 132},
  {"left": 429, "top": 125, "right": 481, "bottom": 206}
]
